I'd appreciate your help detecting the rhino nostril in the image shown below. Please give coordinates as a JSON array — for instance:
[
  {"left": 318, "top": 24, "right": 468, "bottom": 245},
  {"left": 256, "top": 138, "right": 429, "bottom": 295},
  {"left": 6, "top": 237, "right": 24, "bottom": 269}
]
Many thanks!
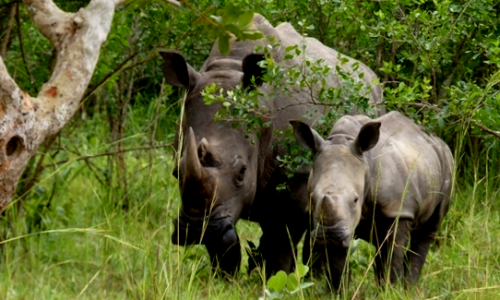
[{"left": 222, "top": 228, "right": 237, "bottom": 245}]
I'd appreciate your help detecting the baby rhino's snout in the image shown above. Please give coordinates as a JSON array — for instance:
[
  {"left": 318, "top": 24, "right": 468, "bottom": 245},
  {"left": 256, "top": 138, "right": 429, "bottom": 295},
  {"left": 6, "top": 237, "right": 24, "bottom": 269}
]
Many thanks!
[{"left": 314, "top": 194, "right": 351, "bottom": 248}]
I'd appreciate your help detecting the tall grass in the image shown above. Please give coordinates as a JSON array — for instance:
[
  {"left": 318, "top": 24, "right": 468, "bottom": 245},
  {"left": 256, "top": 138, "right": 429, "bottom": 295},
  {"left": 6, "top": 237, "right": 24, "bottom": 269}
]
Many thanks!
[{"left": 0, "top": 110, "right": 499, "bottom": 299}]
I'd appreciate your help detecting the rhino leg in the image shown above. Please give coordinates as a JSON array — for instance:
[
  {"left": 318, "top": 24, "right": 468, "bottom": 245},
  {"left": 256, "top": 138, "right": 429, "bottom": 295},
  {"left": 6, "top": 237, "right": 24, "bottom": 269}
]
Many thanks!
[
  {"left": 404, "top": 202, "right": 444, "bottom": 284},
  {"left": 256, "top": 174, "right": 309, "bottom": 277},
  {"left": 405, "top": 180, "right": 452, "bottom": 285},
  {"left": 373, "top": 218, "right": 411, "bottom": 286},
  {"left": 404, "top": 229, "right": 435, "bottom": 285},
  {"left": 205, "top": 235, "right": 241, "bottom": 277},
  {"left": 258, "top": 216, "right": 307, "bottom": 276},
  {"left": 312, "top": 243, "right": 348, "bottom": 292},
  {"left": 303, "top": 230, "right": 349, "bottom": 293}
]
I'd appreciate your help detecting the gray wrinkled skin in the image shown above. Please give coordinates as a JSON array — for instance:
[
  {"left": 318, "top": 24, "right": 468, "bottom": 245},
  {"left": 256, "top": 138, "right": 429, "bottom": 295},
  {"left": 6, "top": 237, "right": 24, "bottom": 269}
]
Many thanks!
[
  {"left": 292, "top": 111, "right": 454, "bottom": 291},
  {"left": 160, "top": 14, "right": 383, "bottom": 277}
]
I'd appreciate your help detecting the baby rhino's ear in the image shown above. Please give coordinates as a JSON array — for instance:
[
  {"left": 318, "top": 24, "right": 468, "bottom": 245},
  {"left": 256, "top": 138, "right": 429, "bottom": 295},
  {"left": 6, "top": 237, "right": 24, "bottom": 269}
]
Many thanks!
[
  {"left": 290, "top": 120, "right": 325, "bottom": 154},
  {"left": 353, "top": 122, "right": 381, "bottom": 155}
]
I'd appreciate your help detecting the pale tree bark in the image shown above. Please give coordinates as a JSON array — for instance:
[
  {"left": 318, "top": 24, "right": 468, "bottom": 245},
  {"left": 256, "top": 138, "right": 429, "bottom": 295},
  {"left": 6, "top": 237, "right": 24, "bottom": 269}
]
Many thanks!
[{"left": 0, "top": 0, "right": 127, "bottom": 212}]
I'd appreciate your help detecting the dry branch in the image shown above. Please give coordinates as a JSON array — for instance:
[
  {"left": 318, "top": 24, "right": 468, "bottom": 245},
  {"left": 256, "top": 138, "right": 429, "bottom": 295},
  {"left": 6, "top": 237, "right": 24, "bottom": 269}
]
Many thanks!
[
  {"left": 0, "top": 0, "right": 124, "bottom": 212},
  {"left": 471, "top": 120, "right": 500, "bottom": 140}
]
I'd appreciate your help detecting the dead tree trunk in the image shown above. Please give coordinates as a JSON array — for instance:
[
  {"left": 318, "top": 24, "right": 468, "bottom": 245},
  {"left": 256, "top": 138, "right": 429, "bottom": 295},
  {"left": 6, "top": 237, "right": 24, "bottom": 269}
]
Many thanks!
[{"left": 0, "top": 0, "right": 126, "bottom": 213}]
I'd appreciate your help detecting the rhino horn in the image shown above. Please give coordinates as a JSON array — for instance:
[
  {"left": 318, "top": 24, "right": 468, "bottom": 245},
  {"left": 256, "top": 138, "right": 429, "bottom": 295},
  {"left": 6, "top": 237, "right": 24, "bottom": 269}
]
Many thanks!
[
  {"left": 319, "top": 195, "right": 337, "bottom": 226},
  {"left": 184, "top": 127, "right": 204, "bottom": 181}
]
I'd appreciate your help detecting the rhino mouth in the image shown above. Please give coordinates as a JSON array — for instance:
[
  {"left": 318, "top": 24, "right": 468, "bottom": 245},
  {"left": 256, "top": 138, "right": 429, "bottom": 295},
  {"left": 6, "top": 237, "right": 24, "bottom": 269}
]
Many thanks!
[
  {"left": 312, "top": 224, "right": 351, "bottom": 248},
  {"left": 172, "top": 211, "right": 235, "bottom": 246}
]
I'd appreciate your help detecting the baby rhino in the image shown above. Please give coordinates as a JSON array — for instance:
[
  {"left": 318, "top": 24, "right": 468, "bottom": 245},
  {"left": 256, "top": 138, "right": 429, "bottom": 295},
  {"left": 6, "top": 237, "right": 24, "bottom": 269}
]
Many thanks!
[{"left": 291, "top": 111, "right": 454, "bottom": 291}]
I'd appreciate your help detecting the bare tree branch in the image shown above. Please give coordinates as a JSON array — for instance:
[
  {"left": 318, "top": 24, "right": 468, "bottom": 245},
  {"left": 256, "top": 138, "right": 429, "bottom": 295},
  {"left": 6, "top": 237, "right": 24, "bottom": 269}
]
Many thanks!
[
  {"left": 0, "top": 0, "right": 122, "bottom": 212},
  {"left": 22, "top": 0, "right": 71, "bottom": 50},
  {"left": 471, "top": 120, "right": 500, "bottom": 139}
]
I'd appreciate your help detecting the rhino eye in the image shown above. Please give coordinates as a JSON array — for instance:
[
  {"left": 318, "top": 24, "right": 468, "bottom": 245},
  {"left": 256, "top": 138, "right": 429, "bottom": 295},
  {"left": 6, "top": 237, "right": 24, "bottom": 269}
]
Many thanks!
[
  {"left": 354, "top": 197, "right": 358, "bottom": 204},
  {"left": 236, "top": 166, "right": 247, "bottom": 182}
]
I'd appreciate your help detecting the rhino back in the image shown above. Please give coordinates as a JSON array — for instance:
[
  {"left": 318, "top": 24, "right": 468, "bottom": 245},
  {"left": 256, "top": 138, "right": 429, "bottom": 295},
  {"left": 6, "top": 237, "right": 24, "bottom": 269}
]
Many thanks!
[
  {"left": 275, "top": 23, "right": 383, "bottom": 111},
  {"left": 183, "top": 14, "right": 384, "bottom": 190},
  {"left": 365, "top": 111, "right": 453, "bottom": 228}
]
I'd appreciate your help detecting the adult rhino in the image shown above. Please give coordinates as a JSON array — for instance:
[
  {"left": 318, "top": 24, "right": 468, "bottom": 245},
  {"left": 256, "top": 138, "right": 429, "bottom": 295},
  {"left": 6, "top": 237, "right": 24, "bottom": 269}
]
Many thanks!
[
  {"left": 160, "top": 14, "right": 383, "bottom": 276},
  {"left": 291, "top": 111, "right": 454, "bottom": 291}
]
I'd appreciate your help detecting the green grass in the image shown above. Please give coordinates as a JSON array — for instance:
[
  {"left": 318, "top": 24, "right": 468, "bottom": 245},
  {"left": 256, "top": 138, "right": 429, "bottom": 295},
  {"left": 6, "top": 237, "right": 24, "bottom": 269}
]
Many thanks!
[{"left": 0, "top": 118, "right": 499, "bottom": 299}]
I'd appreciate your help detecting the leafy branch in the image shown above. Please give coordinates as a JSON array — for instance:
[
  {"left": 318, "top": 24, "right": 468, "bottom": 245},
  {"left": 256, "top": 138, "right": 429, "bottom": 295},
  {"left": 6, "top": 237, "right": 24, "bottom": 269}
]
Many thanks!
[{"left": 125, "top": 0, "right": 264, "bottom": 54}]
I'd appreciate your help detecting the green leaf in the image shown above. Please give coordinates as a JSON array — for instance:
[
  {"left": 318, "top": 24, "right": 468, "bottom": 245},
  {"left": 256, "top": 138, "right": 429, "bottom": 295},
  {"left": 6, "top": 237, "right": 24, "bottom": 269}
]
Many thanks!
[
  {"left": 218, "top": 35, "right": 231, "bottom": 55},
  {"left": 286, "top": 273, "right": 299, "bottom": 291},
  {"left": 241, "top": 30, "right": 264, "bottom": 40},
  {"left": 256, "top": 117, "right": 263, "bottom": 127},
  {"left": 296, "top": 264, "right": 309, "bottom": 278},
  {"left": 210, "top": 15, "right": 222, "bottom": 24},
  {"left": 225, "top": 24, "right": 241, "bottom": 38},
  {"left": 299, "top": 282, "right": 314, "bottom": 289},
  {"left": 267, "top": 271, "right": 287, "bottom": 292},
  {"left": 265, "top": 290, "right": 283, "bottom": 300},
  {"left": 238, "top": 11, "right": 254, "bottom": 28},
  {"left": 223, "top": 2, "right": 242, "bottom": 24}
]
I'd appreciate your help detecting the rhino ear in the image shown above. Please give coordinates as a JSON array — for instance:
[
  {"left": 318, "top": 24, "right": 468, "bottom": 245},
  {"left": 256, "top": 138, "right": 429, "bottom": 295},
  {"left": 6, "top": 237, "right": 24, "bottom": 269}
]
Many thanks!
[
  {"left": 159, "top": 50, "right": 200, "bottom": 89},
  {"left": 290, "top": 120, "right": 325, "bottom": 154},
  {"left": 242, "top": 53, "right": 265, "bottom": 89},
  {"left": 354, "top": 122, "right": 381, "bottom": 155}
]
